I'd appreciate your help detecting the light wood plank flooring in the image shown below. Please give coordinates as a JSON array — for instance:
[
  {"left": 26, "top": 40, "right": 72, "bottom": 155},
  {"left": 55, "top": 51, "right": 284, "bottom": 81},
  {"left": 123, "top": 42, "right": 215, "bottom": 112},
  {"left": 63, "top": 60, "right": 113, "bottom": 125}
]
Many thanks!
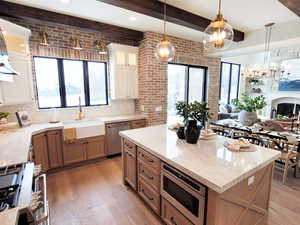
[{"left": 48, "top": 157, "right": 300, "bottom": 225}]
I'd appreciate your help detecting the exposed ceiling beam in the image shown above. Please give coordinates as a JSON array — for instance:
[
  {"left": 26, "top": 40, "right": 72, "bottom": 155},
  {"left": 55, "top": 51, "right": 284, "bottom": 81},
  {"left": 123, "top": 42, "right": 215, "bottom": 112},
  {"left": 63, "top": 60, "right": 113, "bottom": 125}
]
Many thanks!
[
  {"left": 97, "top": 0, "right": 245, "bottom": 42},
  {"left": 0, "top": 1, "right": 144, "bottom": 46},
  {"left": 279, "top": 0, "right": 300, "bottom": 17}
]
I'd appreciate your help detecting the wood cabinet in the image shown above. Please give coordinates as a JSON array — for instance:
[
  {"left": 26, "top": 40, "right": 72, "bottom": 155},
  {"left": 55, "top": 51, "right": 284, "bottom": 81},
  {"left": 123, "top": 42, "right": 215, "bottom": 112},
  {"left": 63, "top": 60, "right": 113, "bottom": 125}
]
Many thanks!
[
  {"left": 32, "top": 133, "right": 49, "bottom": 172},
  {"left": 162, "top": 198, "right": 193, "bottom": 225},
  {"left": 46, "top": 130, "right": 63, "bottom": 169},
  {"left": 63, "top": 139, "right": 86, "bottom": 165},
  {"left": 86, "top": 136, "right": 105, "bottom": 160},
  {"left": 131, "top": 119, "right": 146, "bottom": 129},
  {"left": 123, "top": 139, "right": 137, "bottom": 190},
  {"left": 108, "top": 43, "right": 139, "bottom": 99},
  {"left": 32, "top": 130, "right": 64, "bottom": 172},
  {"left": 122, "top": 139, "right": 161, "bottom": 215},
  {"left": 63, "top": 135, "right": 105, "bottom": 165}
]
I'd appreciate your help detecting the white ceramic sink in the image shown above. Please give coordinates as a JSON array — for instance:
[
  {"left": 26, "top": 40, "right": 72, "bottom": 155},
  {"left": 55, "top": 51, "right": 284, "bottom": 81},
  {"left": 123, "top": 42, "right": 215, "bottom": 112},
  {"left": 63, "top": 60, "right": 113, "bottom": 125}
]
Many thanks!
[{"left": 63, "top": 119, "right": 105, "bottom": 139}]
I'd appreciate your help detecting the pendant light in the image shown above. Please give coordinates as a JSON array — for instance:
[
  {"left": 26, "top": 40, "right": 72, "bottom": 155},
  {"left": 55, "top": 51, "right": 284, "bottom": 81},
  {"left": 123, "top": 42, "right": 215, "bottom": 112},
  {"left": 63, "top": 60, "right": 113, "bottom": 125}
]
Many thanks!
[
  {"left": 203, "top": 0, "right": 234, "bottom": 50},
  {"left": 154, "top": 0, "right": 175, "bottom": 61}
]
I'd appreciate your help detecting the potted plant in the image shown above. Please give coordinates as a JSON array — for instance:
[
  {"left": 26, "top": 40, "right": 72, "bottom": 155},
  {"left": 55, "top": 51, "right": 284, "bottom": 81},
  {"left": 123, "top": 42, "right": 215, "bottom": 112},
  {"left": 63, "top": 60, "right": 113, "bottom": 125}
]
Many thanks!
[
  {"left": 0, "top": 112, "right": 10, "bottom": 124},
  {"left": 176, "top": 101, "right": 213, "bottom": 144},
  {"left": 232, "top": 94, "right": 267, "bottom": 126}
]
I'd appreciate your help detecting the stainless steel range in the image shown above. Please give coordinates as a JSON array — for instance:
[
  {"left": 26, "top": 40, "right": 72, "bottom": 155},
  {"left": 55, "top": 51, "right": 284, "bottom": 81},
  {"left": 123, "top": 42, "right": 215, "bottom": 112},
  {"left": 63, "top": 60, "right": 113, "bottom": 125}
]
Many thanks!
[{"left": 0, "top": 163, "right": 49, "bottom": 225}]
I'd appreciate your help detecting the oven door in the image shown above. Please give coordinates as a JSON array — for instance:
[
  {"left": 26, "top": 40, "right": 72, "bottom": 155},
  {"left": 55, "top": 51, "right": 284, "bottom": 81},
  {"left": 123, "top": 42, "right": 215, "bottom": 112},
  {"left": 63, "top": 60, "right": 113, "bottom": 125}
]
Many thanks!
[{"left": 161, "top": 168, "right": 206, "bottom": 225}]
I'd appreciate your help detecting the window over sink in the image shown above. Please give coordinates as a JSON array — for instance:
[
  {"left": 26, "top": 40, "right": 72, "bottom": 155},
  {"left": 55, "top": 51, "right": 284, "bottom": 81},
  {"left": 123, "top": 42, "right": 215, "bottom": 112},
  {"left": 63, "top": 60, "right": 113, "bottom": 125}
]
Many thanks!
[{"left": 34, "top": 57, "right": 108, "bottom": 109}]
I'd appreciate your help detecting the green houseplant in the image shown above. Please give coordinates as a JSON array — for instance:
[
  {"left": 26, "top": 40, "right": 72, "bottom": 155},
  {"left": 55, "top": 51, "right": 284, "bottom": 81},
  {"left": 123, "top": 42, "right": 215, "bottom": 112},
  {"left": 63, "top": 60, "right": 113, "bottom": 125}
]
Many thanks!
[
  {"left": 0, "top": 112, "right": 10, "bottom": 124},
  {"left": 175, "top": 101, "right": 213, "bottom": 144},
  {"left": 232, "top": 94, "right": 267, "bottom": 126}
]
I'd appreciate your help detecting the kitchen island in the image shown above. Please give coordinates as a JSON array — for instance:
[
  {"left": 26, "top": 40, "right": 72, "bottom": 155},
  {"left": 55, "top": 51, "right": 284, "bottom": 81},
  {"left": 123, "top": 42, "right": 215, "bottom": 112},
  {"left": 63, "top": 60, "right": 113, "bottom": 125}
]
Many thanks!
[{"left": 120, "top": 125, "right": 281, "bottom": 225}]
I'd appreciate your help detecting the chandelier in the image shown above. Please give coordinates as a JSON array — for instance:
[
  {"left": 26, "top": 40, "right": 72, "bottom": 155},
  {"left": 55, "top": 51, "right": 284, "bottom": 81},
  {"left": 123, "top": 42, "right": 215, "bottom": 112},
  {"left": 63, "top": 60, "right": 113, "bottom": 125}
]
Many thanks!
[
  {"left": 203, "top": 0, "right": 234, "bottom": 50},
  {"left": 243, "top": 23, "right": 275, "bottom": 79},
  {"left": 154, "top": 0, "right": 175, "bottom": 61}
]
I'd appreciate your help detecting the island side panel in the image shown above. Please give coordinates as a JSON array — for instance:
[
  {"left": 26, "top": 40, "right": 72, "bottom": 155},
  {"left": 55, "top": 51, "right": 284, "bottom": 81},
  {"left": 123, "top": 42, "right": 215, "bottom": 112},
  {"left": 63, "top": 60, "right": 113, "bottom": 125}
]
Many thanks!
[{"left": 206, "top": 163, "right": 274, "bottom": 225}]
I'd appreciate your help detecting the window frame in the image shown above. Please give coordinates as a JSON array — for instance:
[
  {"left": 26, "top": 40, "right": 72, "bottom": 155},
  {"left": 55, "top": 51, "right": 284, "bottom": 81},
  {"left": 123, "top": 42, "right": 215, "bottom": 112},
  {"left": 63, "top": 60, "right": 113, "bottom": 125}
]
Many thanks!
[
  {"left": 168, "top": 62, "right": 208, "bottom": 103},
  {"left": 34, "top": 56, "right": 109, "bottom": 109},
  {"left": 219, "top": 61, "right": 241, "bottom": 104}
]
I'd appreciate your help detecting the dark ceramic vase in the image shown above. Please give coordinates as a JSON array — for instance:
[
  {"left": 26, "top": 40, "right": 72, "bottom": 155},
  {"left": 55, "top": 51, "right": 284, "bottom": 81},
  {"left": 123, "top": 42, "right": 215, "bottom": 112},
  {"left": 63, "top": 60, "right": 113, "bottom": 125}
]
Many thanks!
[
  {"left": 185, "top": 120, "right": 202, "bottom": 144},
  {"left": 176, "top": 126, "right": 185, "bottom": 139}
]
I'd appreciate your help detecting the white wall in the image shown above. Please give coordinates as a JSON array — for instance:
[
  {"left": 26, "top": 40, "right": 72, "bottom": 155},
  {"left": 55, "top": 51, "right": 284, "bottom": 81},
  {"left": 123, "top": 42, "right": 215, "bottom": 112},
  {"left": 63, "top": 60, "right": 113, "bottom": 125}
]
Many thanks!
[{"left": 0, "top": 99, "right": 135, "bottom": 123}]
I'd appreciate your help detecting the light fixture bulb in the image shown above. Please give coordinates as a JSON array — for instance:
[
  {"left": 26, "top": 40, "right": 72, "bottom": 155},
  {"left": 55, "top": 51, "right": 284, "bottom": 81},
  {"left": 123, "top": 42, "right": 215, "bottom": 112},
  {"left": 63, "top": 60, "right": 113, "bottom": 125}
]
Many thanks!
[
  {"left": 155, "top": 39, "right": 175, "bottom": 61},
  {"left": 203, "top": 0, "right": 234, "bottom": 50}
]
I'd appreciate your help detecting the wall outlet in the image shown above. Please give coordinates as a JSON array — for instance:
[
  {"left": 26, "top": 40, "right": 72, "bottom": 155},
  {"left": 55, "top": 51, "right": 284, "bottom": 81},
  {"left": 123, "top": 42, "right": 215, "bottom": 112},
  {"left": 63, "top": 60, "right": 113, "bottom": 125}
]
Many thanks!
[
  {"left": 140, "top": 105, "right": 145, "bottom": 111},
  {"left": 155, "top": 106, "right": 162, "bottom": 112},
  {"left": 248, "top": 176, "right": 254, "bottom": 186}
]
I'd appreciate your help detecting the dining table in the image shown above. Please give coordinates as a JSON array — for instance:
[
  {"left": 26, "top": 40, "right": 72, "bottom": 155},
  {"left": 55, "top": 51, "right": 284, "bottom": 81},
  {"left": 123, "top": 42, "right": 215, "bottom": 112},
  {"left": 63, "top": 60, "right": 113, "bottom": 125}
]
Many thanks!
[{"left": 210, "top": 119, "right": 300, "bottom": 153}]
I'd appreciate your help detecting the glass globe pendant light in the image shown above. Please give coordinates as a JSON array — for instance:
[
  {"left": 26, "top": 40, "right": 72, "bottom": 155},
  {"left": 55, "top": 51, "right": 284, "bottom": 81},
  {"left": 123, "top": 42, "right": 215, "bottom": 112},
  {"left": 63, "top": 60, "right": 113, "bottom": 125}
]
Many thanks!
[
  {"left": 203, "top": 0, "right": 234, "bottom": 50},
  {"left": 155, "top": 0, "right": 175, "bottom": 61}
]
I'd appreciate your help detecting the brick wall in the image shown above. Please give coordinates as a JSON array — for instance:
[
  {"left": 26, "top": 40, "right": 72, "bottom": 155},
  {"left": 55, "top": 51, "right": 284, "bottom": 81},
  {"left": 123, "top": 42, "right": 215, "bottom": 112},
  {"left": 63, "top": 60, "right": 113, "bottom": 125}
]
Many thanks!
[
  {"left": 0, "top": 17, "right": 136, "bottom": 122},
  {"left": 1, "top": 18, "right": 220, "bottom": 125},
  {"left": 136, "top": 32, "right": 221, "bottom": 125}
]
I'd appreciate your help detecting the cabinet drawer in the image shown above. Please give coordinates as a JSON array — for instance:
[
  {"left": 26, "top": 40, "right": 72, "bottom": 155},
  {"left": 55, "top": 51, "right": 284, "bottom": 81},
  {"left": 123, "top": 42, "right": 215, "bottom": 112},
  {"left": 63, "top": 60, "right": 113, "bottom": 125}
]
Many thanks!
[
  {"left": 138, "top": 161, "right": 160, "bottom": 192},
  {"left": 123, "top": 139, "right": 136, "bottom": 155},
  {"left": 162, "top": 198, "right": 193, "bottom": 225},
  {"left": 137, "top": 147, "right": 160, "bottom": 173},
  {"left": 131, "top": 119, "right": 146, "bottom": 129},
  {"left": 138, "top": 179, "right": 160, "bottom": 215}
]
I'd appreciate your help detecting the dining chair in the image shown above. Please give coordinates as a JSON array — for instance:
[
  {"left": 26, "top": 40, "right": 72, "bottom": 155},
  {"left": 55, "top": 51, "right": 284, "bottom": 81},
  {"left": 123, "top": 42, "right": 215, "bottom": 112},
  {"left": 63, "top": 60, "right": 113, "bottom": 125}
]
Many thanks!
[
  {"left": 212, "top": 128, "right": 230, "bottom": 137},
  {"left": 233, "top": 135, "right": 268, "bottom": 147},
  {"left": 268, "top": 138, "right": 300, "bottom": 184}
]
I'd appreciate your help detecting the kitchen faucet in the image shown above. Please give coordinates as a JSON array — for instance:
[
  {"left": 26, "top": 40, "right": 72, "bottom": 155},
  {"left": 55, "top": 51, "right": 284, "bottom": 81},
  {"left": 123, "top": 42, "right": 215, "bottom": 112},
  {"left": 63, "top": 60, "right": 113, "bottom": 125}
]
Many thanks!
[{"left": 77, "top": 96, "right": 85, "bottom": 120}]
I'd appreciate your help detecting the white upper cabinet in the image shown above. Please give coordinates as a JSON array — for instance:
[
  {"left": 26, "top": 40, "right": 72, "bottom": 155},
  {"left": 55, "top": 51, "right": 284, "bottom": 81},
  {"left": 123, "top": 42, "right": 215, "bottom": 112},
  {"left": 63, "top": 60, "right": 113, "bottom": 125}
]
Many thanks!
[
  {"left": 0, "top": 19, "right": 34, "bottom": 105},
  {"left": 108, "top": 43, "right": 139, "bottom": 99},
  {"left": 0, "top": 53, "right": 34, "bottom": 105}
]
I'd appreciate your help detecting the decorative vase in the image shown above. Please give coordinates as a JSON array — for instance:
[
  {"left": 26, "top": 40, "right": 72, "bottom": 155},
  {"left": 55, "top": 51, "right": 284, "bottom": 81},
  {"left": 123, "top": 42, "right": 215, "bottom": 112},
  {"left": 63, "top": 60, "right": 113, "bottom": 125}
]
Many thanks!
[
  {"left": 0, "top": 118, "right": 8, "bottom": 125},
  {"left": 238, "top": 110, "right": 258, "bottom": 126},
  {"left": 185, "top": 120, "right": 202, "bottom": 144},
  {"left": 176, "top": 126, "right": 185, "bottom": 139}
]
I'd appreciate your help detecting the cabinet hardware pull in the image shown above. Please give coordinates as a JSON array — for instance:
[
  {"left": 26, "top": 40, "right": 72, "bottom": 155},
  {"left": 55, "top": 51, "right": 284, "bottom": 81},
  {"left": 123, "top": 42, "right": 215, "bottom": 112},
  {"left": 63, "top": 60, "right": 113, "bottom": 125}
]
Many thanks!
[
  {"left": 170, "top": 217, "right": 178, "bottom": 225},
  {"left": 141, "top": 170, "right": 154, "bottom": 180},
  {"left": 141, "top": 154, "right": 154, "bottom": 163},
  {"left": 141, "top": 189, "right": 154, "bottom": 201}
]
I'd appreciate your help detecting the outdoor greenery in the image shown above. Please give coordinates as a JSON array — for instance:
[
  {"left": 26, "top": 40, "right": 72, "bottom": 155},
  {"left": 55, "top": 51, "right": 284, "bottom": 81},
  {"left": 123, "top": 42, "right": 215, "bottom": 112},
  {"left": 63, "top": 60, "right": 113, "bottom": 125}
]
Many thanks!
[
  {"left": 232, "top": 94, "right": 267, "bottom": 112},
  {"left": 175, "top": 101, "right": 213, "bottom": 123},
  {"left": 0, "top": 112, "right": 10, "bottom": 119}
]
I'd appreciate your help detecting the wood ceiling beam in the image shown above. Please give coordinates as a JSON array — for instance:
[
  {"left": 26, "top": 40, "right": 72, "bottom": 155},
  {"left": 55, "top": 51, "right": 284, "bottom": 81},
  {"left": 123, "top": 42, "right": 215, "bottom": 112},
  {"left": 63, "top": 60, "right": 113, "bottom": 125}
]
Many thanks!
[
  {"left": 0, "top": 1, "right": 144, "bottom": 46},
  {"left": 97, "top": 0, "right": 245, "bottom": 42},
  {"left": 278, "top": 0, "right": 300, "bottom": 17}
]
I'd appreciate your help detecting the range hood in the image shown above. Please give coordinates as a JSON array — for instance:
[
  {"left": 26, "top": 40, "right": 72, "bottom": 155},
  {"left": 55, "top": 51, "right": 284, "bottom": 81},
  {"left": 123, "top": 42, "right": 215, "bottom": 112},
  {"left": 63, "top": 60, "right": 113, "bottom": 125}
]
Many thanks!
[{"left": 0, "top": 27, "right": 18, "bottom": 81}]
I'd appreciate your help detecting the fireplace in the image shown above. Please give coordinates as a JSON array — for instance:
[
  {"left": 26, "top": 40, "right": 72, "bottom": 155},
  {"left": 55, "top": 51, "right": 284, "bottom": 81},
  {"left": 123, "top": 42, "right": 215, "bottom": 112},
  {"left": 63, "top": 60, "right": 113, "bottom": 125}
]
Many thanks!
[{"left": 277, "top": 103, "right": 300, "bottom": 117}]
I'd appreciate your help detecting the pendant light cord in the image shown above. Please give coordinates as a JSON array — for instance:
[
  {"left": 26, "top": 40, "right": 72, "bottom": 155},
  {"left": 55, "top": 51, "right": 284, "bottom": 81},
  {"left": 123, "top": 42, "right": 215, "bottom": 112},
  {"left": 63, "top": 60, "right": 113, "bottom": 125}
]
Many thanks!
[
  {"left": 218, "top": 0, "right": 222, "bottom": 15},
  {"left": 164, "top": 0, "right": 167, "bottom": 38},
  {"left": 264, "top": 23, "right": 274, "bottom": 65}
]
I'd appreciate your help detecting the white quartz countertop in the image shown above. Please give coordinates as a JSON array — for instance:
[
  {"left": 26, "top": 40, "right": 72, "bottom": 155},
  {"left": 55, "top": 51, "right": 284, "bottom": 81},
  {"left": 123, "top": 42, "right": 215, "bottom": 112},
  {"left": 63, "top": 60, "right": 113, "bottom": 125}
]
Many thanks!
[
  {"left": 120, "top": 125, "right": 281, "bottom": 193},
  {"left": 0, "top": 208, "right": 18, "bottom": 225},
  {"left": 0, "top": 114, "right": 146, "bottom": 168}
]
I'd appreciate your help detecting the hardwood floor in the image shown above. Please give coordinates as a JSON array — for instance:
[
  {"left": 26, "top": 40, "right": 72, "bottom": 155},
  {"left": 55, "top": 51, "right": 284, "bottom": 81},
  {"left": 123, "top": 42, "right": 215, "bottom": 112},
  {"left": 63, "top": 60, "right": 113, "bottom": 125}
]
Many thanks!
[{"left": 47, "top": 157, "right": 300, "bottom": 225}]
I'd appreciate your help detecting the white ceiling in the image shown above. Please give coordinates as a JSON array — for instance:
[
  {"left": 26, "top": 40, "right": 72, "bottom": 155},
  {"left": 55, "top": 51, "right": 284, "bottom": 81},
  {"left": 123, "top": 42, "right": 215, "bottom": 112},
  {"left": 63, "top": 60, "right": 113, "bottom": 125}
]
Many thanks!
[
  {"left": 162, "top": 0, "right": 298, "bottom": 32},
  {"left": 3, "top": 0, "right": 299, "bottom": 42}
]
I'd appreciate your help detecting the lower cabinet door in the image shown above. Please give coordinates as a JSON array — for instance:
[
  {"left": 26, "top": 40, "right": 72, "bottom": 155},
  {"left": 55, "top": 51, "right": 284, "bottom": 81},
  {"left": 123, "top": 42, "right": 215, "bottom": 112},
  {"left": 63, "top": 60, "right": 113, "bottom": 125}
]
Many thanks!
[
  {"left": 32, "top": 132, "right": 49, "bottom": 172},
  {"left": 124, "top": 150, "right": 137, "bottom": 190},
  {"left": 86, "top": 136, "right": 106, "bottom": 160},
  {"left": 161, "top": 198, "right": 193, "bottom": 225},
  {"left": 63, "top": 141, "right": 85, "bottom": 165},
  {"left": 47, "top": 130, "right": 63, "bottom": 169}
]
